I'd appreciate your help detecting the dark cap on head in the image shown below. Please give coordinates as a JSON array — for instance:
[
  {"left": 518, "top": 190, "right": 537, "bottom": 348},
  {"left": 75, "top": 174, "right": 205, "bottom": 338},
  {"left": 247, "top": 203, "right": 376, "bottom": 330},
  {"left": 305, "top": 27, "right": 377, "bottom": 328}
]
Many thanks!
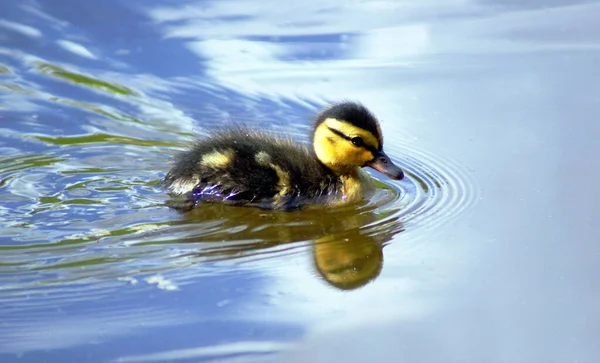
[{"left": 315, "top": 102, "right": 383, "bottom": 150}]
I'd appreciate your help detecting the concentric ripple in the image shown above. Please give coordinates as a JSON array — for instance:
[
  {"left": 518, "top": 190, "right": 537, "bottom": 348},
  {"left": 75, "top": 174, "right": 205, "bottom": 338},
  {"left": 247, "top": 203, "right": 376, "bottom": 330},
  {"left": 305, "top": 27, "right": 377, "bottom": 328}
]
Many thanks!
[{"left": 382, "top": 138, "right": 480, "bottom": 233}]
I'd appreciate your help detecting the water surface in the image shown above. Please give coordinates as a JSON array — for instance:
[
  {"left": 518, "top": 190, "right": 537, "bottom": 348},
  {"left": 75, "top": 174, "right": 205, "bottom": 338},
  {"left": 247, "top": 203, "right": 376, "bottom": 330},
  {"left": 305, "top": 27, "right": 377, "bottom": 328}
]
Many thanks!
[{"left": 1, "top": 1, "right": 599, "bottom": 362}]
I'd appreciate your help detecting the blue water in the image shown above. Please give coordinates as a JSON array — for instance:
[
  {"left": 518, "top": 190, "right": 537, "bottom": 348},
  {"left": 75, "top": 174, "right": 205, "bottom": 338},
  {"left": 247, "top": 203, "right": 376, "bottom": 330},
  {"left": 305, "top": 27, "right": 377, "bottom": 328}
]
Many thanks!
[{"left": 2, "top": 1, "right": 600, "bottom": 362}]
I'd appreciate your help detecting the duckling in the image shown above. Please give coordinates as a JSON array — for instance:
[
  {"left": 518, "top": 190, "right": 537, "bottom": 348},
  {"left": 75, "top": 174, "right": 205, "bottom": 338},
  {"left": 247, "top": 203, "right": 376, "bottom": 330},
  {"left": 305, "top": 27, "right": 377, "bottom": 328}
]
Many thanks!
[{"left": 162, "top": 101, "right": 404, "bottom": 210}]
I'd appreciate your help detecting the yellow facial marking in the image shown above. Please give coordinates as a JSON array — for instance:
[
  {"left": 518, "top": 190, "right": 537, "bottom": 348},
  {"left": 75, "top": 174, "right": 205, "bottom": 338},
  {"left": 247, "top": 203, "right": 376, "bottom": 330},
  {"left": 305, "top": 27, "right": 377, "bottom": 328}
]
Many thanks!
[
  {"left": 168, "top": 175, "right": 200, "bottom": 194},
  {"left": 323, "top": 118, "right": 380, "bottom": 149},
  {"left": 313, "top": 118, "right": 378, "bottom": 174},
  {"left": 200, "top": 149, "right": 235, "bottom": 168},
  {"left": 255, "top": 151, "right": 291, "bottom": 204}
]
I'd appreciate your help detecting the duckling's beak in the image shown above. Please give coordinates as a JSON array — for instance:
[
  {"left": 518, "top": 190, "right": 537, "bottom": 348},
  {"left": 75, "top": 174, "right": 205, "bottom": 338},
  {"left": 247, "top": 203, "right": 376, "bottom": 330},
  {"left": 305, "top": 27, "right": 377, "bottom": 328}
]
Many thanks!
[{"left": 367, "top": 150, "right": 404, "bottom": 180}]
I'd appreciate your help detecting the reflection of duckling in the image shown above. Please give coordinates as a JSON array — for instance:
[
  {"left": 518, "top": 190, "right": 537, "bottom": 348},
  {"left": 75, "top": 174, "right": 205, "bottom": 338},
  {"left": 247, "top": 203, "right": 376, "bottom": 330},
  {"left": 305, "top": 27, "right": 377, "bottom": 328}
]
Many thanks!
[
  {"left": 313, "top": 236, "right": 384, "bottom": 290},
  {"left": 162, "top": 102, "right": 404, "bottom": 210},
  {"left": 162, "top": 189, "right": 404, "bottom": 290}
]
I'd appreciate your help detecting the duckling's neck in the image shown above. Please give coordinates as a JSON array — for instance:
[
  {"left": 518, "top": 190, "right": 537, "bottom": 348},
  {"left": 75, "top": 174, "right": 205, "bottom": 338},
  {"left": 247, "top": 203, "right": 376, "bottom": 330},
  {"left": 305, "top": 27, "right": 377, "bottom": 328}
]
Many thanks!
[{"left": 339, "top": 167, "right": 375, "bottom": 202}]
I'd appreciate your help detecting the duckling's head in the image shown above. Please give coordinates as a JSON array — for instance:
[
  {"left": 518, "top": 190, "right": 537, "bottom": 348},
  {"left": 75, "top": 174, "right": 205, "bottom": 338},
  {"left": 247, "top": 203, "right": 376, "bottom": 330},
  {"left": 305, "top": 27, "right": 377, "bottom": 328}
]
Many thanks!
[{"left": 312, "top": 102, "right": 404, "bottom": 180}]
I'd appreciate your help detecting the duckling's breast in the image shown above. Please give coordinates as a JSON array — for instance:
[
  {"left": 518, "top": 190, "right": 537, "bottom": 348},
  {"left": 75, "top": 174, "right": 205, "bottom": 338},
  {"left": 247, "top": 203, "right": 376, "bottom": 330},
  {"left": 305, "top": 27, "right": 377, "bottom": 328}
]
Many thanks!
[{"left": 338, "top": 167, "right": 376, "bottom": 204}]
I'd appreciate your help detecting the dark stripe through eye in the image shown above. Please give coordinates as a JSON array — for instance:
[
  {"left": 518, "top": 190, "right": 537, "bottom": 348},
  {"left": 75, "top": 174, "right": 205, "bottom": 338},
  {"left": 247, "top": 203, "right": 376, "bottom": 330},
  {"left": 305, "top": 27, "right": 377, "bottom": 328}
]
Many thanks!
[
  {"left": 327, "top": 127, "right": 377, "bottom": 153},
  {"left": 327, "top": 127, "right": 351, "bottom": 141}
]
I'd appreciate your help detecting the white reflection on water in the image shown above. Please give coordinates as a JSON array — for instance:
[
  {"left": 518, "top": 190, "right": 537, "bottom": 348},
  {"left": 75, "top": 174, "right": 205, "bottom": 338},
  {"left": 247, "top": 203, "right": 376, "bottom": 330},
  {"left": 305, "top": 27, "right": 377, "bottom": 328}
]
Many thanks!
[
  {"left": 0, "top": 19, "right": 42, "bottom": 38},
  {"left": 56, "top": 39, "right": 97, "bottom": 60},
  {"left": 147, "top": 0, "right": 482, "bottom": 37},
  {"left": 146, "top": 1, "right": 600, "bottom": 105},
  {"left": 114, "top": 341, "right": 291, "bottom": 363},
  {"left": 0, "top": 307, "right": 192, "bottom": 354}
]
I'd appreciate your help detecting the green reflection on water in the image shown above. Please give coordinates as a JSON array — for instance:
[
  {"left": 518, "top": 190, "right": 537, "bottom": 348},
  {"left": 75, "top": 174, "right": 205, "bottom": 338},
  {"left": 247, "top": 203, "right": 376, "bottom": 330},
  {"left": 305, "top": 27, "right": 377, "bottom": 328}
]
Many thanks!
[
  {"left": 64, "top": 180, "right": 97, "bottom": 191},
  {"left": 0, "top": 83, "right": 34, "bottom": 94},
  {"left": 0, "top": 235, "right": 93, "bottom": 251},
  {"left": 0, "top": 65, "right": 11, "bottom": 74},
  {"left": 33, "top": 133, "right": 179, "bottom": 147},
  {"left": 60, "top": 198, "right": 104, "bottom": 205},
  {"left": 33, "top": 257, "right": 130, "bottom": 271},
  {"left": 0, "top": 222, "right": 169, "bottom": 251},
  {"left": 48, "top": 97, "right": 157, "bottom": 129},
  {"left": 0, "top": 154, "right": 68, "bottom": 174},
  {"left": 35, "top": 62, "right": 139, "bottom": 96},
  {"left": 38, "top": 196, "right": 61, "bottom": 204}
]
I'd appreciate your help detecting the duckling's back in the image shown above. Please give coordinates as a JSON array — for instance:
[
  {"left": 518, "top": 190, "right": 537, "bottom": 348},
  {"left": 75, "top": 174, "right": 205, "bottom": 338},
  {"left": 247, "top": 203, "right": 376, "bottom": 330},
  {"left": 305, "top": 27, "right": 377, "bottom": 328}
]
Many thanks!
[{"left": 162, "top": 128, "right": 342, "bottom": 210}]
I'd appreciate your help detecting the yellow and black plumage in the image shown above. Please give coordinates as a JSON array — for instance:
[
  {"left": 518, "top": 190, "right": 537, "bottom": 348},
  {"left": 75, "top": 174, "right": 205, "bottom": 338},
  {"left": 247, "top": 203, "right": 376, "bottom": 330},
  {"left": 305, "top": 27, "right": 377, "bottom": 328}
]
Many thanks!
[{"left": 162, "top": 101, "right": 404, "bottom": 211}]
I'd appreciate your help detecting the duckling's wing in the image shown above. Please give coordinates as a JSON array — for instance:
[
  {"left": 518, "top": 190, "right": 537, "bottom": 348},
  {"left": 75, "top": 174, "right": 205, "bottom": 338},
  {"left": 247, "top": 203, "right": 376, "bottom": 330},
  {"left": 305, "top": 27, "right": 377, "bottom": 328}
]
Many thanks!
[
  {"left": 162, "top": 134, "right": 311, "bottom": 210},
  {"left": 163, "top": 155, "right": 281, "bottom": 209}
]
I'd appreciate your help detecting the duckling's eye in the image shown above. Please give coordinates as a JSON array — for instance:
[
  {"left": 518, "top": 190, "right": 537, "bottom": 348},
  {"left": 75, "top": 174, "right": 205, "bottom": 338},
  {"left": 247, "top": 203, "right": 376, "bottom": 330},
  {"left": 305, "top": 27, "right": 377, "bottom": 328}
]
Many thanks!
[{"left": 351, "top": 137, "right": 365, "bottom": 147}]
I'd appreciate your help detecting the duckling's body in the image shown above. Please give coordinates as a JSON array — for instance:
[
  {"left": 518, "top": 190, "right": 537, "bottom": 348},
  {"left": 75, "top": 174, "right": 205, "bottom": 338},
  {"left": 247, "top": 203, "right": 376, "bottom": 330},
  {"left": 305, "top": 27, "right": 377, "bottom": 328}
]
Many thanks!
[
  {"left": 164, "top": 128, "right": 346, "bottom": 210},
  {"left": 163, "top": 102, "right": 403, "bottom": 211}
]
